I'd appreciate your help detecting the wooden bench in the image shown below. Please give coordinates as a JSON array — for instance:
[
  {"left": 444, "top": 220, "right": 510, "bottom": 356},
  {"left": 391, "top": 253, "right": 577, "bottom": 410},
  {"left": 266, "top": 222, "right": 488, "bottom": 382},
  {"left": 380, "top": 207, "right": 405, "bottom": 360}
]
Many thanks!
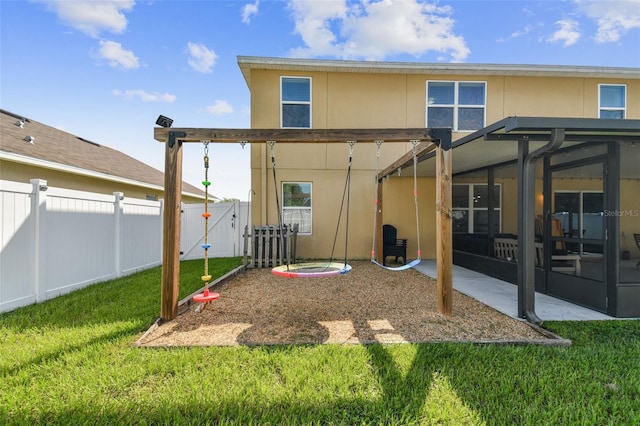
[{"left": 493, "top": 237, "right": 581, "bottom": 275}]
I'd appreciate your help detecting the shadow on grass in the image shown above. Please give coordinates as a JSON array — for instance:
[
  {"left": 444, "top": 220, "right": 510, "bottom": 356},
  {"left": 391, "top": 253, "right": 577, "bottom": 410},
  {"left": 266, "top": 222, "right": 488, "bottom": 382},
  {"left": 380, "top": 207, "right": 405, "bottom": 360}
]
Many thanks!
[
  {"left": 19, "top": 343, "right": 481, "bottom": 425},
  {"left": 365, "top": 343, "right": 436, "bottom": 421}
]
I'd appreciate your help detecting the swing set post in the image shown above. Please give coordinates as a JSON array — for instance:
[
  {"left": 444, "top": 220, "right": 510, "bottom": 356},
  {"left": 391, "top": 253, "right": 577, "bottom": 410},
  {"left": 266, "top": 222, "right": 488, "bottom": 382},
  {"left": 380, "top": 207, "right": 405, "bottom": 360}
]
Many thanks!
[
  {"left": 161, "top": 131, "right": 184, "bottom": 321},
  {"left": 433, "top": 129, "right": 453, "bottom": 316}
]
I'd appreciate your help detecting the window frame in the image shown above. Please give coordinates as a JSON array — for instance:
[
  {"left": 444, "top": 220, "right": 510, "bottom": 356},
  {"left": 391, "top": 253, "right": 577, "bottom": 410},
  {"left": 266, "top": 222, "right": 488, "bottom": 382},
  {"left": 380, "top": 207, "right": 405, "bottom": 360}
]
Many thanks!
[
  {"left": 598, "top": 83, "right": 626, "bottom": 119},
  {"left": 280, "top": 76, "right": 312, "bottom": 129},
  {"left": 452, "top": 183, "right": 502, "bottom": 234},
  {"left": 426, "top": 80, "right": 487, "bottom": 132},
  {"left": 282, "top": 181, "right": 312, "bottom": 235}
]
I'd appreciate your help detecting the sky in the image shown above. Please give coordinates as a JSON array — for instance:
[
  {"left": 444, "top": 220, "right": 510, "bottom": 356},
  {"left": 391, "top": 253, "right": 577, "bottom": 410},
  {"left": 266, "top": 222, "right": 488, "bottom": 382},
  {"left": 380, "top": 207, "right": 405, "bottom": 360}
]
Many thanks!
[{"left": 1, "top": 0, "right": 639, "bottom": 201}]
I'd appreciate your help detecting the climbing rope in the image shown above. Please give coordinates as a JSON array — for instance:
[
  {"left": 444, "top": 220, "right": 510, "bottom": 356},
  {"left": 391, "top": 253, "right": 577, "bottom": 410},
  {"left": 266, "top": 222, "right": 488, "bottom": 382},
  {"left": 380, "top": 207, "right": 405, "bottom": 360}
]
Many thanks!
[{"left": 193, "top": 140, "right": 220, "bottom": 310}]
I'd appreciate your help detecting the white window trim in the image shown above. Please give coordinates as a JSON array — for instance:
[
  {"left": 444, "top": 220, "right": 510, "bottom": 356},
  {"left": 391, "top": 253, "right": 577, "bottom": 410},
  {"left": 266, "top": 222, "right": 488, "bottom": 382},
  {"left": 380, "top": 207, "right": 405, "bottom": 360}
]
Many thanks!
[
  {"left": 280, "top": 76, "right": 312, "bottom": 129},
  {"left": 598, "top": 83, "right": 626, "bottom": 119},
  {"left": 453, "top": 183, "right": 501, "bottom": 233},
  {"left": 282, "top": 181, "right": 312, "bottom": 235},
  {"left": 426, "top": 80, "right": 487, "bottom": 132}
]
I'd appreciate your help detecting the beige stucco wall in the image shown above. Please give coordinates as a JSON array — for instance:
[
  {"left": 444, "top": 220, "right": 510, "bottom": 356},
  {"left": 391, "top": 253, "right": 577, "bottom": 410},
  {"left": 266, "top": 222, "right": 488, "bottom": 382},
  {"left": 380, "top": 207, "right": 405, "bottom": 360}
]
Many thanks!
[
  {"left": 248, "top": 67, "right": 639, "bottom": 260},
  {"left": 0, "top": 160, "right": 203, "bottom": 203},
  {"left": 380, "top": 176, "right": 437, "bottom": 260}
]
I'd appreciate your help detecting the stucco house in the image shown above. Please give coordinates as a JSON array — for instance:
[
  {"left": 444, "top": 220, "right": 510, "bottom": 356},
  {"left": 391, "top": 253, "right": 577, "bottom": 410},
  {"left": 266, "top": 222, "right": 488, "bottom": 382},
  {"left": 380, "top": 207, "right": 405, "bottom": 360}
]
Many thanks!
[
  {"left": 154, "top": 56, "right": 639, "bottom": 320},
  {"left": 0, "top": 108, "right": 205, "bottom": 202},
  {"left": 233, "top": 56, "right": 639, "bottom": 318}
]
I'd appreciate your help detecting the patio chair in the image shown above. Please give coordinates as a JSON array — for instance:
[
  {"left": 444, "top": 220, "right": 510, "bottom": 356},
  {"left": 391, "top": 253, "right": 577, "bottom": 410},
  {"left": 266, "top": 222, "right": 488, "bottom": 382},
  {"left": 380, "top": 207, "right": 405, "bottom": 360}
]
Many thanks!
[
  {"left": 382, "top": 224, "right": 407, "bottom": 266},
  {"left": 635, "top": 234, "right": 640, "bottom": 267}
]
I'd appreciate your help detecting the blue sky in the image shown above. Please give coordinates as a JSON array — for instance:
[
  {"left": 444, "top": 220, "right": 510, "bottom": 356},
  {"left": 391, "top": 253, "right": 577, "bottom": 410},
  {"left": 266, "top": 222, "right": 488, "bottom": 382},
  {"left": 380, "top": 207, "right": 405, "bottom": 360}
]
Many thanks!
[{"left": 1, "top": 0, "right": 639, "bottom": 201}]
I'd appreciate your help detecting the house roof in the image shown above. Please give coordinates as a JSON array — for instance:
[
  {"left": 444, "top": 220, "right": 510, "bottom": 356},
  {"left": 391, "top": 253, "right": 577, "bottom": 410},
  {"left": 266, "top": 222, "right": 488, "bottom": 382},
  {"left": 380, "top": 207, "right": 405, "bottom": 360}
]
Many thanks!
[
  {"left": 0, "top": 109, "right": 204, "bottom": 197},
  {"left": 238, "top": 56, "right": 640, "bottom": 86}
]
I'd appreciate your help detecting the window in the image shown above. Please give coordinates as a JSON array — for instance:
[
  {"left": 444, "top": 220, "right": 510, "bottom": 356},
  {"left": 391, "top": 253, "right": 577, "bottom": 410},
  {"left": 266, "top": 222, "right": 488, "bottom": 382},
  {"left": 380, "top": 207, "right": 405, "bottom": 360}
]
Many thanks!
[
  {"left": 452, "top": 183, "right": 501, "bottom": 233},
  {"left": 427, "top": 81, "right": 486, "bottom": 131},
  {"left": 282, "top": 182, "right": 312, "bottom": 234},
  {"left": 281, "top": 77, "right": 311, "bottom": 128},
  {"left": 599, "top": 84, "right": 626, "bottom": 119}
]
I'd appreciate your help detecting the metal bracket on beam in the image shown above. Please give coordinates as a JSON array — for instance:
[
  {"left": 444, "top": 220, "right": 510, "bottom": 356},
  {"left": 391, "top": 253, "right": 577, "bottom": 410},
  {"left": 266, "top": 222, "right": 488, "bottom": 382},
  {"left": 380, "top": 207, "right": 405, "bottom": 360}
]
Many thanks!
[
  {"left": 168, "top": 131, "right": 186, "bottom": 148},
  {"left": 428, "top": 128, "right": 452, "bottom": 150}
]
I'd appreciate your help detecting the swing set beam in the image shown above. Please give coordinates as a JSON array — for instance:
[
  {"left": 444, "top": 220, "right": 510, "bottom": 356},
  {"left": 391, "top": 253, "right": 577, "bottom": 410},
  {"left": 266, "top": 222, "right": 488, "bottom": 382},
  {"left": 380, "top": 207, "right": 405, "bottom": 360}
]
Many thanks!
[
  {"left": 155, "top": 127, "right": 433, "bottom": 144},
  {"left": 156, "top": 127, "right": 452, "bottom": 321}
]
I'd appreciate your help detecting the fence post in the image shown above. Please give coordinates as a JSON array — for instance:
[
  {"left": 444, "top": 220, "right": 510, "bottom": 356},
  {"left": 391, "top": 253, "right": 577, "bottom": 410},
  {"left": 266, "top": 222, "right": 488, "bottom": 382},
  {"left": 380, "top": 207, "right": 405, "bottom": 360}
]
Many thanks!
[
  {"left": 113, "top": 192, "right": 124, "bottom": 277},
  {"left": 30, "top": 179, "right": 48, "bottom": 303}
]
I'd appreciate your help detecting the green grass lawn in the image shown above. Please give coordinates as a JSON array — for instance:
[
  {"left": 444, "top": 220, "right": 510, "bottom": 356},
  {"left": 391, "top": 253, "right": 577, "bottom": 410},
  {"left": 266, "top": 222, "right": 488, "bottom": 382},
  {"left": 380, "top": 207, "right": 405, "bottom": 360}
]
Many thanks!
[{"left": 1, "top": 258, "right": 639, "bottom": 425}]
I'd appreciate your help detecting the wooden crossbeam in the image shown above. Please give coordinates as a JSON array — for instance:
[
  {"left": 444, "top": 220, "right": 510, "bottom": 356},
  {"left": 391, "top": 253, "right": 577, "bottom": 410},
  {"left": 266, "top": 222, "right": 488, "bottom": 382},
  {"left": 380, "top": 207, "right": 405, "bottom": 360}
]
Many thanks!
[
  {"left": 377, "top": 142, "right": 436, "bottom": 179},
  {"left": 155, "top": 127, "right": 432, "bottom": 143}
]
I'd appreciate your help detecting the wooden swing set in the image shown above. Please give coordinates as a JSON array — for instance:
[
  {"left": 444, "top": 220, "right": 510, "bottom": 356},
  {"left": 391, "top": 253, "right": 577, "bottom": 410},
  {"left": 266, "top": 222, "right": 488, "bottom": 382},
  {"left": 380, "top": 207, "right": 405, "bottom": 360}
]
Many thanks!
[{"left": 154, "top": 126, "right": 453, "bottom": 321}]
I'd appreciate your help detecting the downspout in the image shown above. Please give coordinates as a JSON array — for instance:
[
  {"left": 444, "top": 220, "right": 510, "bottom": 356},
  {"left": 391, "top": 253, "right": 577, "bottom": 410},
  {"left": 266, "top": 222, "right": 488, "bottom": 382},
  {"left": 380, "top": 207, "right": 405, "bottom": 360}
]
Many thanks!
[{"left": 517, "top": 128, "right": 565, "bottom": 323}]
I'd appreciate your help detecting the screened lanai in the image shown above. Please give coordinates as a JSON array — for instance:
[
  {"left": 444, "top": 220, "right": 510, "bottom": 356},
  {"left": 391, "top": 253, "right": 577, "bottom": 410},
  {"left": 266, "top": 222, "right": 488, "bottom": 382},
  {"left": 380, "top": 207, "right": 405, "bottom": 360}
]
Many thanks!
[{"left": 401, "top": 117, "right": 640, "bottom": 319}]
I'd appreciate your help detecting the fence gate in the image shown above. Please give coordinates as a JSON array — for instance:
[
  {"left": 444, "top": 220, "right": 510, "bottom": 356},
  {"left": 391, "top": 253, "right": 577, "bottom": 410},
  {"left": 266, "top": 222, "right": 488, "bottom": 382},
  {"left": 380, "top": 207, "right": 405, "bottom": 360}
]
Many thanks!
[{"left": 180, "top": 200, "right": 250, "bottom": 260}]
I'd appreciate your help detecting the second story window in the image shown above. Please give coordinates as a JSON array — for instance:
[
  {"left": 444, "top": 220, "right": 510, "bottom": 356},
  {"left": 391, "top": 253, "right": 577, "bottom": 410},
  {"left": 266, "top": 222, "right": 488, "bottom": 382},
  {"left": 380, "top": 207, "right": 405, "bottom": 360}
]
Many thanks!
[
  {"left": 427, "top": 81, "right": 486, "bottom": 131},
  {"left": 599, "top": 84, "right": 626, "bottom": 119},
  {"left": 281, "top": 76, "right": 311, "bottom": 128}
]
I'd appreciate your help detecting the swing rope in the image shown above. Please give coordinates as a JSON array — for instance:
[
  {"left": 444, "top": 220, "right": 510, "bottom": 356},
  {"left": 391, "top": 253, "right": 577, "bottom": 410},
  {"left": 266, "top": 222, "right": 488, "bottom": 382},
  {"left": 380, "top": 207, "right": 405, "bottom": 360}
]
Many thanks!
[
  {"left": 371, "top": 140, "right": 422, "bottom": 271},
  {"left": 328, "top": 141, "right": 355, "bottom": 268},
  {"left": 268, "top": 141, "right": 289, "bottom": 272},
  {"left": 270, "top": 141, "right": 353, "bottom": 277}
]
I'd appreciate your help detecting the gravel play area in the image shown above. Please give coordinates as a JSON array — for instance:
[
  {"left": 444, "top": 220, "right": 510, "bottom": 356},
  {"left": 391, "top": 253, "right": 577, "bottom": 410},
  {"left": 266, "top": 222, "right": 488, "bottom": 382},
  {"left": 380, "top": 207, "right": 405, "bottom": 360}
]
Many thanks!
[{"left": 136, "top": 261, "right": 565, "bottom": 347}]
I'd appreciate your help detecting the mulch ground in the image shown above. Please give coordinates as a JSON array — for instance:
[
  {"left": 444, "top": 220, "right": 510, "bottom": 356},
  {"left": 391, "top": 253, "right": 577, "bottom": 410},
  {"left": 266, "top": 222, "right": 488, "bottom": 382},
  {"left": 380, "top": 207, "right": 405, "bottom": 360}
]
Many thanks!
[{"left": 136, "top": 261, "right": 568, "bottom": 347}]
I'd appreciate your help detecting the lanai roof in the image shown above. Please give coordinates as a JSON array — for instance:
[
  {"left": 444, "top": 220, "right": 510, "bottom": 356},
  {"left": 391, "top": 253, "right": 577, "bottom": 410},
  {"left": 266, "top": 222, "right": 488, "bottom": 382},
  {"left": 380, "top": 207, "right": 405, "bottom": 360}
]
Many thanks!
[{"left": 403, "top": 116, "right": 640, "bottom": 179}]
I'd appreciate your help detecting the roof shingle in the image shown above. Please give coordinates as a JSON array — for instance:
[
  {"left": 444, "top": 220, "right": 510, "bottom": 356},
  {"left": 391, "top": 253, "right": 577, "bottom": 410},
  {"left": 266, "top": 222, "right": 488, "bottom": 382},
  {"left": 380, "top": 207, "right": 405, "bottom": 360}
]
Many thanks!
[{"left": 0, "top": 109, "right": 203, "bottom": 196}]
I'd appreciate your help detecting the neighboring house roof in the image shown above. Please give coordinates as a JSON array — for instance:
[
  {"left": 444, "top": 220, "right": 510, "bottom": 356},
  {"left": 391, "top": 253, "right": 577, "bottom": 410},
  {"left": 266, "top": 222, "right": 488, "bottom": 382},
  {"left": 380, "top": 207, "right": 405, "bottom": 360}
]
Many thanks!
[
  {"left": 0, "top": 108, "right": 205, "bottom": 198},
  {"left": 238, "top": 55, "right": 640, "bottom": 85}
]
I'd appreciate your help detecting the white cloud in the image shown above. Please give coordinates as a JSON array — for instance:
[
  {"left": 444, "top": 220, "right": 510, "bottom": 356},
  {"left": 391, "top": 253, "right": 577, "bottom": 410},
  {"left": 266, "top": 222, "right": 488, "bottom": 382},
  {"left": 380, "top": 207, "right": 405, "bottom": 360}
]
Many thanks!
[
  {"left": 187, "top": 42, "right": 217, "bottom": 73},
  {"left": 511, "top": 25, "right": 533, "bottom": 39},
  {"left": 113, "top": 89, "right": 176, "bottom": 103},
  {"left": 288, "top": 0, "right": 470, "bottom": 62},
  {"left": 573, "top": 0, "right": 640, "bottom": 43},
  {"left": 96, "top": 40, "right": 140, "bottom": 69},
  {"left": 242, "top": 0, "right": 260, "bottom": 24},
  {"left": 547, "top": 19, "right": 581, "bottom": 46},
  {"left": 37, "top": 0, "right": 135, "bottom": 37},
  {"left": 206, "top": 100, "right": 234, "bottom": 115}
]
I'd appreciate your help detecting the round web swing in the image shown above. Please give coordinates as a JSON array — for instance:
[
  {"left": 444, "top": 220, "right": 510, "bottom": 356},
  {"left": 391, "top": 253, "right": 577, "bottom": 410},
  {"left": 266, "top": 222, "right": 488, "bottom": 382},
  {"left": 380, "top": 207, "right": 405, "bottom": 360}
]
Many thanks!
[
  {"left": 193, "top": 141, "right": 220, "bottom": 309},
  {"left": 269, "top": 141, "right": 353, "bottom": 278}
]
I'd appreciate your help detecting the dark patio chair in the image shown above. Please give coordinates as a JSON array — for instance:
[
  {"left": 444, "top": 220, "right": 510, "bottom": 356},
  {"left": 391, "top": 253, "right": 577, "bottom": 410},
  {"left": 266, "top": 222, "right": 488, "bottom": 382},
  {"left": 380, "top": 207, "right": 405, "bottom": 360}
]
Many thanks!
[
  {"left": 635, "top": 234, "right": 640, "bottom": 267},
  {"left": 383, "top": 224, "right": 407, "bottom": 266}
]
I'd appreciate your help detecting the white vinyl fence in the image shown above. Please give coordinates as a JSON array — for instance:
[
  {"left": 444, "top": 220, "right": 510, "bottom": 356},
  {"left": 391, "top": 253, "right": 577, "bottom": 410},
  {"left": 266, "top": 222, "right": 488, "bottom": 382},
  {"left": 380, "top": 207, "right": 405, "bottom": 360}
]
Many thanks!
[{"left": 0, "top": 179, "right": 249, "bottom": 313}]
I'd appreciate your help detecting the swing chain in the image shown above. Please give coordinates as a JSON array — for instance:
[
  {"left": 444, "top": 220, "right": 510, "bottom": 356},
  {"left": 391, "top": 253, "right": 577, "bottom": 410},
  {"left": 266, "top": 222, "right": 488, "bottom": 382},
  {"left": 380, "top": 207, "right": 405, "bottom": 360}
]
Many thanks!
[
  {"left": 239, "top": 140, "right": 247, "bottom": 149},
  {"left": 410, "top": 139, "right": 419, "bottom": 154},
  {"left": 347, "top": 140, "right": 356, "bottom": 165},
  {"left": 268, "top": 140, "right": 276, "bottom": 165},
  {"left": 375, "top": 140, "right": 383, "bottom": 157}
]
